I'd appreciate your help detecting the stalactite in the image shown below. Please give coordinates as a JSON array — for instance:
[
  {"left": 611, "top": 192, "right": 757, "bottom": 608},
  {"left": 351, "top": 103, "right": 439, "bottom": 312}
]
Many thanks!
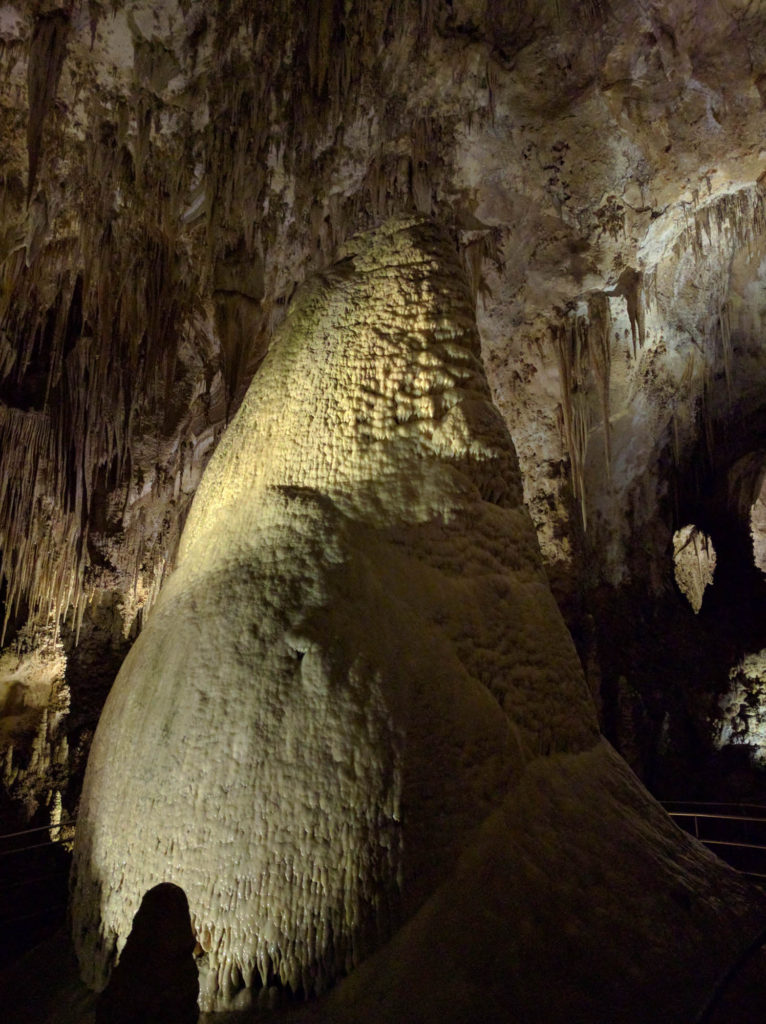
[
  {"left": 459, "top": 227, "right": 504, "bottom": 309},
  {"left": 464, "top": 238, "right": 485, "bottom": 305},
  {"left": 610, "top": 266, "right": 644, "bottom": 357},
  {"left": 0, "top": 427, "right": 57, "bottom": 633},
  {"left": 702, "top": 361, "right": 715, "bottom": 464},
  {"left": 642, "top": 184, "right": 766, "bottom": 486},
  {"left": 1, "top": 0, "right": 448, "bottom": 640},
  {"left": 669, "top": 350, "right": 697, "bottom": 482},
  {"left": 486, "top": 61, "right": 497, "bottom": 126},
  {"left": 553, "top": 312, "right": 591, "bottom": 529},
  {"left": 411, "top": 116, "right": 436, "bottom": 215},
  {"left": 553, "top": 293, "right": 614, "bottom": 528},
  {"left": 0, "top": 91, "right": 204, "bottom": 639},
  {"left": 587, "top": 292, "right": 612, "bottom": 479},
  {"left": 307, "top": 0, "right": 335, "bottom": 97},
  {"left": 718, "top": 301, "right": 732, "bottom": 401},
  {"left": 670, "top": 184, "right": 766, "bottom": 265},
  {"left": 26, "top": 9, "right": 71, "bottom": 202}
]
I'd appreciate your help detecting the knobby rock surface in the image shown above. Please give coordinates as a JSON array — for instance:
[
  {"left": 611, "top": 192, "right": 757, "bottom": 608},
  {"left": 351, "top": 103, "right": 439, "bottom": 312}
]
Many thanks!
[{"left": 71, "top": 220, "right": 765, "bottom": 1022}]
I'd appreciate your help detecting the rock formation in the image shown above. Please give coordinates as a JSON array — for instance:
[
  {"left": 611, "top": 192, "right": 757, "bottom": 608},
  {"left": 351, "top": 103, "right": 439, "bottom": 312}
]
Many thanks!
[
  {"left": 70, "top": 217, "right": 594, "bottom": 1009},
  {"left": 0, "top": 0, "right": 766, "bottom": 1017},
  {"left": 71, "top": 219, "right": 766, "bottom": 1021}
]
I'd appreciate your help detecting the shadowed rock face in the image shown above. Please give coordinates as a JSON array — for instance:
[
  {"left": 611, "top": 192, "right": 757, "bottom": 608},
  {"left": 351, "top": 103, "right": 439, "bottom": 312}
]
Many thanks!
[{"left": 71, "top": 218, "right": 596, "bottom": 1009}]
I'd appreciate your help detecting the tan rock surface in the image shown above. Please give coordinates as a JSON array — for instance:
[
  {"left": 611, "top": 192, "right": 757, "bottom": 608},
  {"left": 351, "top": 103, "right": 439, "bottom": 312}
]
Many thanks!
[
  {"left": 71, "top": 218, "right": 596, "bottom": 1009},
  {"left": 71, "top": 220, "right": 766, "bottom": 1021}
]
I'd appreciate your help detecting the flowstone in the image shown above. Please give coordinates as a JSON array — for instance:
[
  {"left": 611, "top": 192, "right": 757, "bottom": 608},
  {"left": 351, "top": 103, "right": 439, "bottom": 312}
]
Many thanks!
[
  {"left": 71, "top": 219, "right": 765, "bottom": 1020},
  {"left": 71, "top": 218, "right": 595, "bottom": 1008}
]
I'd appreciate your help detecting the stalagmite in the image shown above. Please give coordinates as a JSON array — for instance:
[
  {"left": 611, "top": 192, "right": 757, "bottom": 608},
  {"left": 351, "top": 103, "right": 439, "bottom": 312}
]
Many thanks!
[
  {"left": 71, "top": 218, "right": 597, "bottom": 1009},
  {"left": 2, "top": 2, "right": 766, "bottom": 1012},
  {"left": 70, "top": 218, "right": 766, "bottom": 1022}
]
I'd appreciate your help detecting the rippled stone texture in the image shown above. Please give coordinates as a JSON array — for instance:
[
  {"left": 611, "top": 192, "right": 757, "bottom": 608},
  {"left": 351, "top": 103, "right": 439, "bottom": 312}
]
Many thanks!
[{"left": 70, "top": 218, "right": 596, "bottom": 1010}]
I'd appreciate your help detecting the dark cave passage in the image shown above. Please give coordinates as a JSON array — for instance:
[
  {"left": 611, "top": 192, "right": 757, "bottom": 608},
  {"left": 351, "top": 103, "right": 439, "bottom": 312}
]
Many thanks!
[{"left": 589, "top": 421, "right": 766, "bottom": 806}]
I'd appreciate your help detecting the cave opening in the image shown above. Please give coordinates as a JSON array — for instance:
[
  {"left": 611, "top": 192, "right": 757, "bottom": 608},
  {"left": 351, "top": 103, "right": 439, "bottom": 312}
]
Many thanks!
[
  {"left": 590, "top": 424, "right": 766, "bottom": 806},
  {"left": 672, "top": 523, "right": 716, "bottom": 614},
  {"left": 750, "top": 469, "right": 766, "bottom": 577}
]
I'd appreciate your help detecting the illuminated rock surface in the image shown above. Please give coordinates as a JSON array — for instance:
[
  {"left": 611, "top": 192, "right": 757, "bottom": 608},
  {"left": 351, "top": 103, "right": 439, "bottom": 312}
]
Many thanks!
[
  {"left": 673, "top": 524, "right": 717, "bottom": 614},
  {"left": 71, "top": 218, "right": 596, "bottom": 1009},
  {"left": 70, "top": 220, "right": 765, "bottom": 1021}
]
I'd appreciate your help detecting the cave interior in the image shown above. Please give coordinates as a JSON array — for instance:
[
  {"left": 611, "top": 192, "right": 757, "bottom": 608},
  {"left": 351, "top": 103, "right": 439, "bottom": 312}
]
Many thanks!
[{"left": 3, "top": 1, "right": 766, "bottom": 1022}]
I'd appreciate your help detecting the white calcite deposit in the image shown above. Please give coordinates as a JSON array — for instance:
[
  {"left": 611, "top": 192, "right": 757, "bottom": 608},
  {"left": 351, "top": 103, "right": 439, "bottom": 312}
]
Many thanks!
[
  {"left": 71, "top": 219, "right": 765, "bottom": 1020},
  {"left": 71, "top": 218, "right": 596, "bottom": 1010}
]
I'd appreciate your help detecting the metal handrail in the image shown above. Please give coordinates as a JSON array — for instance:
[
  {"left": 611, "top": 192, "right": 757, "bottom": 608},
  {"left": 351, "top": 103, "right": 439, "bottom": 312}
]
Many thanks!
[
  {"left": 678, "top": 809, "right": 766, "bottom": 1018},
  {"left": 664, "top": 807, "right": 766, "bottom": 886},
  {"left": 670, "top": 811, "right": 766, "bottom": 825},
  {"left": 0, "top": 819, "right": 76, "bottom": 841},
  {"left": 0, "top": 806, "right": 762, "bottom": 1019},
  {"left": 0, "top": 838, "right": 73, "bottom": 857},
  {"left": 664, "top": 801, "right": 766, "bottom": 811},
  {"left": 0, "top": 818, "right": 77, "bottom": 860},
  {"left": 701, "top": 838, "right": 766, "bottom": 853}
]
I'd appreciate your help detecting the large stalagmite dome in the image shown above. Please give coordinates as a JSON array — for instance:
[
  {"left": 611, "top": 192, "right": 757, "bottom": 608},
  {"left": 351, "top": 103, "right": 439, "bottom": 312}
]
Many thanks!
[
  {"left": 70, "top": 219, "right": 766, "bottom": 1022},
  {"left": 70, "top": 218, "right": 597, "bottom": 1010}
]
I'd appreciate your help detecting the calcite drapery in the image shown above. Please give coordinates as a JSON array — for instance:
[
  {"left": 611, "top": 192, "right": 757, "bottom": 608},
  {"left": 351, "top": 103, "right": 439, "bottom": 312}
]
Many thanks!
[{"left": 70, "top": 218, "right": 596, "bottom": 1009}]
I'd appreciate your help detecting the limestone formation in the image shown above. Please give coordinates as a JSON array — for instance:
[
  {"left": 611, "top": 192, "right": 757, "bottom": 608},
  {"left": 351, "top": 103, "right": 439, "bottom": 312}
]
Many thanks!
[
  {"left": 3, "top": 0, "right": 766, "bottom": 828},
  {"left": 70, "top": 218, "right": 594, "bottom": 1008},
  {"left": 1, "top": 0, "right": 766, "bottom": 1015},
  {"left": 71, "top": 220, "right": 766, "bottom": 1021}
]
